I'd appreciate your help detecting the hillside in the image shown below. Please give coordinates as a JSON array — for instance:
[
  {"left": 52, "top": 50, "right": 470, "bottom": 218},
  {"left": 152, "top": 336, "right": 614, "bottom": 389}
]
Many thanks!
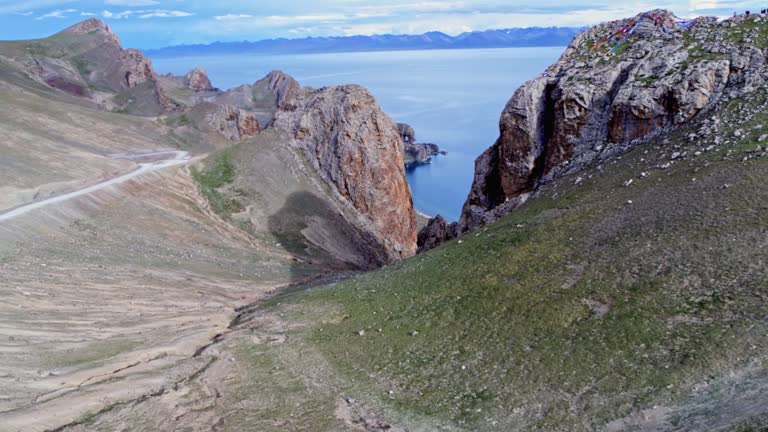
[
  {"left": 57, "top": 11, "right": 768, "bottom": 432},
  {"left": 0, "top": 19, "right": 416, "bottom": 431},
  {"left": 2, "top": 11, "right": 768, "bottom": 432},
  {"left": 58, "top": 73, "right": 768, "bottom": 432},
  {"left": 144, "top": 27, "right": 582, "bottom": 57}
]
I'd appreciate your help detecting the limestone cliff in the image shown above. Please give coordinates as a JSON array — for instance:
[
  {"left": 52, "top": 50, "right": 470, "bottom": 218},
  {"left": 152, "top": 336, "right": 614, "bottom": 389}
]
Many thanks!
[
  {"left": 275, "top": 86, "right": 418, "bottom": 262},
  {"left": 422, "top": 10, "right": 768, "bottom": 249}
]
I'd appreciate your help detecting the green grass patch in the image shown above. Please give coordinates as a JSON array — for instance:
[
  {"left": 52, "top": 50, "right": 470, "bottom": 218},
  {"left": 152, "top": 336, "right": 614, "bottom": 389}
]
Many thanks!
[
  {"left": 191, "top": 149, "right": 246, "bottom": 217},
  {"left": 636, "top": 74, "right": 660, "bottom": 85},
  {"left": 260, "top": 120, "right": 768, "bottom": 430}
]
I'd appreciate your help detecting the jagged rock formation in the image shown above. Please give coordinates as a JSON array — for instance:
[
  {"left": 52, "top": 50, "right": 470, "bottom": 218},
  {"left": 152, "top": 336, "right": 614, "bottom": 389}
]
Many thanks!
[
  {"left": 420, "top": 10, "right": 768, "bottom": 250},
  {"left": 121, "top": 49, "right": 155, "bottom": 88},
  {"left": 397, "top": 123, "right": 443, "bottom": 167},
  {"left": 265, "top": 70, "right": 301, "bottom": 110},
  {"left": 212, "top": 71, "right": 300, "bottom": 127},
  {"left": 183, "top": 67, "right": 214, "bottom": 91},
  {"left": 275, "top": 86, "right": 418, "bottom": 262},
  {"left": 416, "top": 215, "right": 457, "bottom": 253},
  {"left": 205, "top": 104, "right": 261, "bottom": 141},
  {"left": 5, "top": 18, "right": 177, "bottom": 115},
  {"left": 397, "top": 123, "right": 416, "bottom": 143}
]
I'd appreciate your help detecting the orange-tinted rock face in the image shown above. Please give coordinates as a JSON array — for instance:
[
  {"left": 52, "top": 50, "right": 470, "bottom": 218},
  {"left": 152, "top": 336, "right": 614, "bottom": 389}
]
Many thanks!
[{"left": 275, "top": 85, "right": 417, "bottom": 262}]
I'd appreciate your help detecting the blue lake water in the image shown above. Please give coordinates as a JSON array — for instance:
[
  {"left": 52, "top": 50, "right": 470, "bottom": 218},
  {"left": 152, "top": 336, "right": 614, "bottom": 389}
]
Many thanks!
[{"left": 151, "top": 47, "right": 564, "bottom": 220}]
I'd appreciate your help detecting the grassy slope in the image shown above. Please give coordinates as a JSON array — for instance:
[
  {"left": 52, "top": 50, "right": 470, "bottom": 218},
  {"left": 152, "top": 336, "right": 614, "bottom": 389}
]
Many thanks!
[{"left": 239, "top": 97, "right": 768, "bottom": 431}]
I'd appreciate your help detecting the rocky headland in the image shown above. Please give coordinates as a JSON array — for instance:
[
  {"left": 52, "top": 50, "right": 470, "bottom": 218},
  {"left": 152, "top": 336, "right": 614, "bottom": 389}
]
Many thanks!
[
  {"left": 419, "top": 10, "right": 768, "bottom": 249},
  {"left": 397, "top": 122, "right": 444, "bottom": 168}
]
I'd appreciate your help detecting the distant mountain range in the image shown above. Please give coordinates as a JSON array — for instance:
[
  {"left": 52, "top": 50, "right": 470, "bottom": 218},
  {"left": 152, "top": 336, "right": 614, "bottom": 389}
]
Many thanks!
[{"left": 144, "top": 27, "right": 583, "bottom": 57}]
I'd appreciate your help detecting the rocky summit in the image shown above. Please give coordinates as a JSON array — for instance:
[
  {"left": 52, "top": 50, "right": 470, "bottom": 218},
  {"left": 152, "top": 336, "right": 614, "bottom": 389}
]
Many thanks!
[{"left": 421, "top": 10, "right": 768, "bottom": 248}]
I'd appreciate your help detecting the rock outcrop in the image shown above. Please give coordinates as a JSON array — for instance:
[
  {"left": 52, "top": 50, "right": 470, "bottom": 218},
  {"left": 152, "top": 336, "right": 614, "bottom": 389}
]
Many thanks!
[
  {"left": 275, "top": 86, "right": 417, "bottom": 262},
  {"left": 61, "top": 18, "right": 121, "bottom": 45},
  {"left": 264, "top": 70, "right": 301, "bottom": 110},
  {"left": 121, "top": 49, "right": 155, "bottom": 88},
  {"left": 420, "top": 10, "right": 768, "bottom": 250},
  {"left": 416, "top": 215, "right": 458, "bottom": 253},
  {"left": 26, "top": 18, "right": 177, "bottom": 115},
  {"left": 183, "top": 67, "right": 214, "bottom": 91},
  {"left": 397, "top": 123, "right": 416, "bottom": 143},
  {"left": 206, "top": 104, "right": 261, "bottom": 141},
  {"left": 397, "top": 123, "right": 443, "bottom": 167},
  {"left": 404, "top": 142, "right": 441, "bottom": 168}
]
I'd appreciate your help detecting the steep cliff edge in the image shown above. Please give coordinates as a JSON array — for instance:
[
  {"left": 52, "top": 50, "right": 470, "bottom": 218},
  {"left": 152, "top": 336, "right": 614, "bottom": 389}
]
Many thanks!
[
  {"left": 274, "top": 86, "right": 418, "bottom": 262},
  {"left": 422, "top": 11, "right": 768, "bottom": 247}
]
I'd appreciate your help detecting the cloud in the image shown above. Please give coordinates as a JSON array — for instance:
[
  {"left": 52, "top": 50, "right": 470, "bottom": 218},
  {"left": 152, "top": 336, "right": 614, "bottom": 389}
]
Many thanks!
[
  {"left": 266, "top": 14, "right": 348, "bottom": 23},
  {"left": 36, "top": 8, "right": 77, "bottom": 19},
  {"left": 105, "top": 0, "right": 159, "bottom": 5},
  {"left": 0, "top": 0, "right": 77, "bottom": 14},
  {"left": 81, "top": 11, "right": 96, "bottom": 16},
  {"left": 102, "top": 9, "right": 194, "bottom": 19},
  {"left": 687, "top": 0, "right": 760, "bottom": 11},
  {"left": 214, "top": 14, "right": 254, "bottom": 21},
  {"left": 138, "top": 10, "right": 194, "bottom": 18}
]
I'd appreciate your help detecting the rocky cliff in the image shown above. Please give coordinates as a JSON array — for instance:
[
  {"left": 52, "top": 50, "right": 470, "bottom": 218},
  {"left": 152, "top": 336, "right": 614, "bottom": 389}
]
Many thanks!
[
  {"left": 421, "top": 10, "right": 768, "bottom": 249},
  {"left": 275, "top": 86, "right": 418, "bottom": 262}
]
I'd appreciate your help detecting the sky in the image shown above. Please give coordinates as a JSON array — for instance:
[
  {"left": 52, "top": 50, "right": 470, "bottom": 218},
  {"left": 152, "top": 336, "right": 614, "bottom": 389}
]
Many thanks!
[{"left": 0, "top": 0, "right": 764, "bottom": 48}]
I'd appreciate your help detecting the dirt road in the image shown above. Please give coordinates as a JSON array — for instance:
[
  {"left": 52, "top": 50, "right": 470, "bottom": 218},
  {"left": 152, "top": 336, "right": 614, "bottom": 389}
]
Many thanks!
[{"left": 0, "top": 151, "right": 191, "bottom": 223}]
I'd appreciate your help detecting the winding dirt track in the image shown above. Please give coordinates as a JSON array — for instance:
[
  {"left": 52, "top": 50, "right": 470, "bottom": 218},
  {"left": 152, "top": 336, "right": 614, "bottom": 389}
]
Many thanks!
[
  {"left": 0, "top": 152, "right": 289, "bottom": 432},
  {"left": 0, "top": 151, "right": 191, "bottom": 223}
]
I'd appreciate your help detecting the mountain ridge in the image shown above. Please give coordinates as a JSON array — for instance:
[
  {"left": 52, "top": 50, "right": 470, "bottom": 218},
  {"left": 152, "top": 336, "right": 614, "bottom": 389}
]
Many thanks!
[{"left": 143, "top": 27, "right": 582, "bottom": 57}]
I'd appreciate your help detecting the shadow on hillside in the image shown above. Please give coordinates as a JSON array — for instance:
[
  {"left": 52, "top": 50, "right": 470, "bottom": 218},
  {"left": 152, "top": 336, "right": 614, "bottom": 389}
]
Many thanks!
[{"left": 267, "top": 191, "right": 381, "bottom": 284}]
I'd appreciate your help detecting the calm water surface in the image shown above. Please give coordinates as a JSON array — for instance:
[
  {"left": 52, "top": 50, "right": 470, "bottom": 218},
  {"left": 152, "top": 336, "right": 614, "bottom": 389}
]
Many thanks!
[{"left": 152, "top": 47, "right": 564, "bottom": 220}]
